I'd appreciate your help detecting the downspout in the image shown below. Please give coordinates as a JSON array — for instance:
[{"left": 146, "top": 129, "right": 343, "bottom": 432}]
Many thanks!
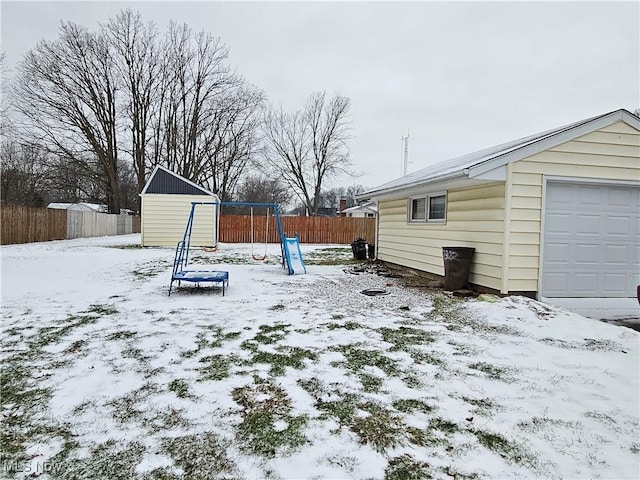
[{"left": 501, "top": 163, "right": 514, "bottom": 294}]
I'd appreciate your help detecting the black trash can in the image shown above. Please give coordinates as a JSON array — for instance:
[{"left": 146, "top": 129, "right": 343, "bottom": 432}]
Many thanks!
[
  {"left": 368, "top": 243, "right": 376, "bottom": 260},
  {"left": 351, "top": 238, "right": 367, "bottom": 260},
  {"left": 442, "top": 247, "right": 475, "bottom": 290}
]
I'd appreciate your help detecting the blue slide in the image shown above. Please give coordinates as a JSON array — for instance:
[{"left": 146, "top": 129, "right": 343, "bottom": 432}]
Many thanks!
[{"left": 282, "top": 236, "right": 306, "bottom": 275}]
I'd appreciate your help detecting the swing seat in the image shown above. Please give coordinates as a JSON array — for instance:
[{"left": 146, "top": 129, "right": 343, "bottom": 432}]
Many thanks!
[
  {"left": 252, "top": 254, "right": 267, "bottom": 262},
  {"left": 202, "top": 245, "right": 218, "bottom": 253}
]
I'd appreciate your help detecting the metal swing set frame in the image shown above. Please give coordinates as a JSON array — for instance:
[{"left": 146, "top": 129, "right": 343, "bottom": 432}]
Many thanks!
[{"left": 169, "top": 201, "right": 306, "bottom": 296}]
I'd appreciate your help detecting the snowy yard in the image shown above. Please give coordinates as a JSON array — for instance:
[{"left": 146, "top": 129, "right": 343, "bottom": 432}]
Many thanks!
[{"left": 1, "top": 234, "right": 639, "bottom": 480}]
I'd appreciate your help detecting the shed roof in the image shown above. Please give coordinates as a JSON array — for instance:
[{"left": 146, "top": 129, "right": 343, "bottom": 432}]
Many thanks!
[
  {"left": 47, "top": 202, "right": 107, "bottom": 212},
  {"left": 341, "top": 202, "right": 378, "bottom": 214},
  {"left": 141, "top": 165, "right": 216, "bottom": 196},
  {"left": 359, "top": 109, "right": 640, "bottom": 200}
]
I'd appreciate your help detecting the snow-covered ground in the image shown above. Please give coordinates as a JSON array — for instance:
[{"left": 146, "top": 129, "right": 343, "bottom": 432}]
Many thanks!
[{"left": 1, "top": 234, "right": 638, "bottom": 480}]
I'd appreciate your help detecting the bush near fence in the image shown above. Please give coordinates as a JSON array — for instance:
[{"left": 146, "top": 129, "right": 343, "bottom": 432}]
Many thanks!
[
  {"left": 0, "top": 204, "right": 141, "bottom": 245},
  {"left": 219, "top": 215, "right": 375, "bottom": 245}
]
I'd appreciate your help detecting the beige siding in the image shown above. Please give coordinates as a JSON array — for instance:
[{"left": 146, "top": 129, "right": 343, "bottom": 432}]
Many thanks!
[
  {"left": 377, "top": 183, "right": 505, "bottom": 290},
  {"left": 141, "top": 194, "right": 218, "bottom": 247},
  {"left": 507, "top": 121, "right": 640, "bottom": 292}
]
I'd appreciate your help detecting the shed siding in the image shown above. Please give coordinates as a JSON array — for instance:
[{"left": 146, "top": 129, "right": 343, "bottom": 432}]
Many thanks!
[
  {"left": 507, "top": 121, "right": 640, "bottom": 292},
  {"left": 377, "top": 183, "right": 505, "bottom": 290},
  {"left": 141, "top": 194, "right": 217, "bottom": 247}
]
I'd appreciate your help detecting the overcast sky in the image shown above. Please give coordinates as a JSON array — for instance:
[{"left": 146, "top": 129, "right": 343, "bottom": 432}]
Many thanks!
[{"left": 2, "top": 1, "right": 639, "bottom": 190}]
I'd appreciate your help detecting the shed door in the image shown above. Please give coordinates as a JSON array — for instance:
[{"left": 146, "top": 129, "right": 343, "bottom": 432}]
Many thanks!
[{"left": 542, "top": 181, "right": 640, "bottom": 297}]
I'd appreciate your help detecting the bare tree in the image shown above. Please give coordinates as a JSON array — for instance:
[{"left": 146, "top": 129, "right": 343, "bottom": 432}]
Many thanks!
[
  {"left": 202, "top": 85, "right": 265, "bottom": 201},
  {"left": 236, "top": 173, "right": 292, "bottom": 206},
  {"left": 262, "top": 91, "right": 352, "bottom": 215},
  {"left": 159, "top": 22, "right": 235, "bottom": 182},
  {"left": 0, "top": 141, "right": 55, "bottom": 206},
  {"left": 105, "top": 9, "right": 159, "bottom": 213},
  {"left": 13, "top": 21, "right": 123, "bottom": 213}
]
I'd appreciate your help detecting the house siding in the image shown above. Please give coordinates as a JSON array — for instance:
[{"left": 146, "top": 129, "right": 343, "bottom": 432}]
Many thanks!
[
  {"left": 507, "top": 120, "right": 640, "bottom": 292},
  {"left": 141, "top": 194, "right": 217, "bottom": 247},
  {"left": 377, "top": 183, "right": 505, "bottom": 290}
]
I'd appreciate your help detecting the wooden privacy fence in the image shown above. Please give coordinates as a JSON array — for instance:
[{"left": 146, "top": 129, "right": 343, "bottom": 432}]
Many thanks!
[
  {"left": 1, "top": 205, "right": 67, "bottom": 245},
  {"left": 219, "top": 215, "right": 376, "bottom": 245},
  {"left": 1, "top": 204, "right": 141, "bottom": 245}
]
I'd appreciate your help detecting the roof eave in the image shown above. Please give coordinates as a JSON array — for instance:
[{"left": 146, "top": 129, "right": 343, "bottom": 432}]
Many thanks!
[{"left": 357, "top": 170, "right": 468, "bottom": 201}]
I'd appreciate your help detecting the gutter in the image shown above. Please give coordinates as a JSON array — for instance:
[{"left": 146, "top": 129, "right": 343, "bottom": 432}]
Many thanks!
[{"left": 357, "top": 170, "right": 468, "bottom": 201}]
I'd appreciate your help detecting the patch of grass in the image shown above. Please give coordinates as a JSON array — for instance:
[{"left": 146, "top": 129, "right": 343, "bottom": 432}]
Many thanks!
[
  {"left": 232, "top": 380, "right": 308, "bottom": 457},
  {"left": 108, "top": 382, "right": 161, "bottom": 425},
  {"left": 316, "top": 394, "right": 361, "bottom": 424},
  {"left": 409, "top": 349, "right": 445, "bottom": 366},
  {"left": 107, "top": 330, "right": 137, "bottom": 341},
  {"left": 393, "top": 398, "right": 435, "bottom": 415},
  {"left": 168, "top": 378, "right": 192, "bottom": 398},
  {"left": 462, "top": 396, "right": 499, "bottom": 416},
  {"left": 332, "top": 344, "right": 401, "bottom": 378},
  {"left": 427, "top": 294, "right": 522, "bottom": 337},
  {"left": 359, "top": 373, "right": 384, "bottom": 393},
  {"left": 63, "top": 339, "right": 88, "bottom": 355},
  {"left": 108, "top": 244, "right": 143, "bottom": 249},
  {"left": 377, "top": 326, "right": 436, "bottom": 351},
  {"left": 86, "top": 303, "right": 118, "bottom": 315},
  {"left": 49, "top": 439, "right": 146, "bottom": 480},
  {"left": 385, "top": 454, "right": 432, "bottom": 480},
  {"left": 517, "top": 415, "right": 581, "bottom": 432},
  {"left": 253, "top": 323, "right": 290, "bottom": 344},
  {"left": 154, "top": 432, "right": 237, "bottom": 480},
  {"left": 131, "top": 260, "right": 171, "bottom": 280},
  {"left": 197, "top": 354, "right": 239, "bottom": 381},
  {"left": 181, "top": 328, "right": 242, "bottom": 358},
  {"left": 468, "top": 362, "right": 513, "bottom": 381},
  {"left": 327, "top": 320, "right": 363, "bottom": 330},
  {"left": 248, "top": 346, "right": 317, "bottom": 376},
  {"left": 304, "top": 247, "right": 358, "bottom": 266},
  {"left": 428, "top": 417, "right": 460, "bottom": 435},
  {"left": 471, "top": 429, "right": 536, "bottom": 465},
  {"left": 350, "top": 403, "right": 409, "bottom": 453},
  {"left": 269, "top": 303, "right": 286, "bottom": 311}
]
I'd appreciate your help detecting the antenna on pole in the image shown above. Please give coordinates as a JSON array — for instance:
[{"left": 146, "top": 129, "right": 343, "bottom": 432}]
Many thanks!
[{"left": 401, "top": 130, "right": 411, "bottom": 176}]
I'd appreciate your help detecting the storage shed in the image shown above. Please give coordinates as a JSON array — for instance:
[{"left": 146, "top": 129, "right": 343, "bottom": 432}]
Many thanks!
[
  {"left": 140, "top": 165, "right": 220, "bottom": 247},
  {"left": 358, "top": 109, "right": 640, "bottom": 299}
]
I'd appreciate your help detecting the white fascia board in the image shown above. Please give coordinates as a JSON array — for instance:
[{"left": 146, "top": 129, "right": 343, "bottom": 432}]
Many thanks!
[
  {"left": 467, "top": 164, "right": 507, "bottom": 181},
  {"left": 359, "top": 175, "right": 499, "bottom": 202},
  {"left": 468, "top": 110, "right": 629, "bottom": 177}
]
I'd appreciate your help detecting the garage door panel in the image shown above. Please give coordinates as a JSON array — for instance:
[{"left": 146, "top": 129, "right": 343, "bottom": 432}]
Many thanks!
[
  {"left": 545, "top": 212, "right": 573, "bottom": 234},
  {"left": 573, "top": 273, "right": 598, "bottom": 294},
  {"left": 575, "top": 214, "right": 601, "bottom": 235},
  {"left": 601, "top": 273, "right": 628, "bottom": 294},
  {"left": 542, "top": 181, "right": 639, "bottom": 298},
  {"left": 575, "top": 243, "right": 600, "bottom": 264},
  {"left": 544, "top": 242, "right": 572, "bottom": 264},
  {"left": 606, "top": 216, "right": 633, "bottom": 236},
  {"left": 603, "top": 244, "right": 630, "bottom": 264},
  {"left": 544, "top": 272, "right": 570, "bottom": 295},
  {"left": 608, "top": 188, "right": 632, "bottom": 208}
]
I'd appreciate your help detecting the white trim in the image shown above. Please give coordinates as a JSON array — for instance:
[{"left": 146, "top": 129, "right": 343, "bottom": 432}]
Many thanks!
[
  {"left": 501, "top": 163, "right": 514, "bottom": 294},
  {"left": 140, "top": 164, "right": 216, "bottom": 196},
  {"left": 542, "top": 175, "right": 640, "bottom": 188},
  {"left": 407, "top": 191, "right": 447, "bottom": 224}
]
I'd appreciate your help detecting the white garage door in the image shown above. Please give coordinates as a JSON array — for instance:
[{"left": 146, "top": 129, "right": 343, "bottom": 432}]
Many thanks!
[{"left": 542, "top": 181, "right": 640, "bottom": 297}]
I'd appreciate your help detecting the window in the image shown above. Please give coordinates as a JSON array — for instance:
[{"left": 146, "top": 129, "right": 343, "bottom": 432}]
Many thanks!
[{"left": 409, "top": 192, "right": 446, "bottom": 223}]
